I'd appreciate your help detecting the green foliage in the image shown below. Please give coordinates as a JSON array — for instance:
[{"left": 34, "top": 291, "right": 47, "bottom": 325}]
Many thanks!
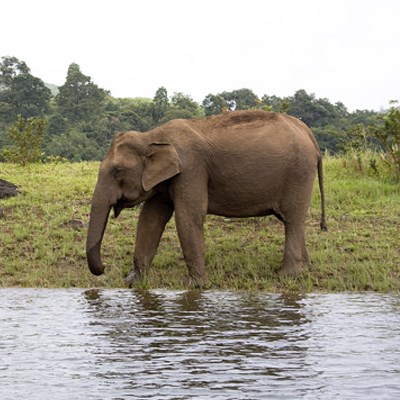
[
  {"left": 0, "top": 56, "right": 30, "bottom": 86},
  {"left": 335, "top": 101, "right": 400, "bottom": 180},
  {"left": 170, "top": 92, "right": 202, "bottom": 115},
  {"left": 203, "top": 88, "right": 261, "bottom": 115},
  {"left": 286, "top": 89, "right": 345, "bottom": 127},
  {"left": 338, "top": 124, "right": 372, "bottom": 153},
  {"left": 373, "top": 101, "right": 400, "bottom": 169},
  {"left": 203, "top": 94, "right": 227, "bottom": 116},
  {"left": 47, "top": 114, "right": 69, "bottom": 136},
  {"left": 1, "top": 115, "right": 47, "bottom": 165},
  {"left": 45, "top": 128, "right": 103, "bottom": 162},
  {"left": 220, "top": 88, "right": 259, "bottom": 110},
  {"left": 0, "top": 56, "right": 51, "bottom": 123},
  {"left": 152, "top": 86, "right": 169, "bottom": 123},
  {"left": 56, "top": 63, "right": 108, "bottom": 122},
  {"left": 9, "top": 74, "right": 52, "bottom": 118},
  {"left": 261, "top": 94, "right": 288, "bottom": 112},
  {"left": 160, "top": 92, "right": 204, "bottom": 123},
  {"left": 44, "top": 63, "right": 112, "bottom": 160},
  {"left": 105, "top": 97, "right": 154, "bottom": 132}
]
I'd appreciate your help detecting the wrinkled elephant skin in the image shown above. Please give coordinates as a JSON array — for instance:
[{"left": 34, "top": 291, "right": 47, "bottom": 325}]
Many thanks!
[{"left": 86, "top": 110, "right": 327, "bottom": 287}]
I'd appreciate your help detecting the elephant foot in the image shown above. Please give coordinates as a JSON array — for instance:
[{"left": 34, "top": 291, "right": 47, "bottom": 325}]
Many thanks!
[
  {"left": 184, "top": 274, "right": 210, "bottom": 289},
  {"left": 125, "top": 269, "right": 143, "bottom": 288},
  {"left": 279, "top": 263, "right": 304, "bottom": 278}
]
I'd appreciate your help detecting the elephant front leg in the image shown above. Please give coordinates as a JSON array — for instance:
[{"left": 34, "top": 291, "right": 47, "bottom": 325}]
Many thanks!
[
  {"left": 125, "top": 196, "right": 173, "bottom": 287},
  {"left": 174, "top": 207, "right": 210, "bottom": 289}
]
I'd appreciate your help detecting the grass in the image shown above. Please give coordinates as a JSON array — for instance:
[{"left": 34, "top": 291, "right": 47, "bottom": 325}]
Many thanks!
[{"left": 1, "top": 155, "right": 400, "bottom": 292}]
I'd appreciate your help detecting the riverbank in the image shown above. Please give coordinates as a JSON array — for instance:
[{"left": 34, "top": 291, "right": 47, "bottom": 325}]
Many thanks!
[{"left": 1, "top": 157, "right": 399, "bottom": 291}]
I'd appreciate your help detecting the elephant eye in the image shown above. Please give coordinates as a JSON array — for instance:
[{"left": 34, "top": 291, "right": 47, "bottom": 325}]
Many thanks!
[{"left": 113, "top": 168, "right": 125, "bottom": 181}]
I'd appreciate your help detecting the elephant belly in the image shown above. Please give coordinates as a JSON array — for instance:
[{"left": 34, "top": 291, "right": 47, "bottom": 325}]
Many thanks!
[{"left": 207, "top": 180, "right": 282, "bottom": 218}]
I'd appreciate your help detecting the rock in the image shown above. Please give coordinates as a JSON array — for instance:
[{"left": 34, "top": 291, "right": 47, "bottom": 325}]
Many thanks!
[
  {"left": 0, "top": 179, "right": 19, "bottom": 199},
  {"left": 63, "top": 219, "right": 88, "bottom": 230}
]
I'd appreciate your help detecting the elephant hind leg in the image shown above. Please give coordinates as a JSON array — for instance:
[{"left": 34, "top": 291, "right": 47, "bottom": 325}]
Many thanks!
[
  {"left": 279, "top": 176, "right": 314, "bottom": 276},
  {"left": 301, "top": 229, "right": 311, "bottom": 265},
  {"left": 280, "top": 218, "right": 308, "bottom": 277},
  {"left": 302, "top": 241, "right": 310, "bottom": 265}
]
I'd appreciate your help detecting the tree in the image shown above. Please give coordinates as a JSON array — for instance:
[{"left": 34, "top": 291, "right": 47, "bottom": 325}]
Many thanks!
[
  {"left": 349, "top": 109, "right": 378, "bottom": 126},
  {"left": 287, "top": 89, "right": 318, "bottom": 126},
  {"left": 9, "top": 74, "right": 52, "bottom": 118},
  {"left": 152, "top": 87, "right": 169, "bottom": 123},
  {"left": 171, "top": 92, "right": 199, "bottom": 113},
  {"left": 45, "top": 129, "right": 102, "bottom": 161},
  {"left": 56, "top": 63, "right": 108, "bottom": 122},
  {"left": 220, "top": 88, "right": 259, "bottom": 110},
  {"left": 0, "top": 56, "right": 30, "bottom": 88},
  {"left": 47, "top": 114, "right": 69, "bottom": 136},
  {"left": 202, "top": 88, "right": 260, "bottom": 115},
  {"left": 1, "top": 115, "right": 47, "bottom": 165},
  {"left": 202, "top": 94, "right": 227, "bottom": 116},
  {"left": 373, "top": 101, "right": 400, "bottom": 169},
  {"left": 0, "top": 56, "right": 51, "bottom": 123},
  {"left": 261, "top": 95, "right": 290, "bottom": 113},
  {"left": 286, "top": 89, "right": 349, "bottom": 128},
  {"left": 160, "top": 92, "right": 203, "bottom": 123},
  {"left": 113, "top": 97, "right": 154, "bottom": 131}
]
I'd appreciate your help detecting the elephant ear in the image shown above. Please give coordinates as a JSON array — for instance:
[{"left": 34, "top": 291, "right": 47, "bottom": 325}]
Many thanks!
[{"left": 142, "top": 143, "right": 182, "bottom": 192}]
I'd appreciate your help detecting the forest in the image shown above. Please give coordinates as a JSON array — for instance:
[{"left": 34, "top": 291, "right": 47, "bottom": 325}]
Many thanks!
[{"left": 0, "top": 56, "right": 388, "bottom": 162}]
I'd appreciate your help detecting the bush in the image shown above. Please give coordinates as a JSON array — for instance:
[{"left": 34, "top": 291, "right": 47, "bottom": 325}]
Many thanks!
[
  {"left": 373, "top": 101, "right": 400, "bottom": 172},
  {"left": 335, "top": 101, "right": 400, "bottom": 181},
  {"left": 1, "top": 115, "right": 46, "bottom": 165}
]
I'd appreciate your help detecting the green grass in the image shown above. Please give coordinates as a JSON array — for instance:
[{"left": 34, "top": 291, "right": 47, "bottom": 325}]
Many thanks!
[{"left": 1, "top": 156, "right": 400, "bottom": 291}]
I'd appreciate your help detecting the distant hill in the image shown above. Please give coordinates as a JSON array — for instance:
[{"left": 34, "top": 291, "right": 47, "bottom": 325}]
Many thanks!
[{"left": 46, "top": 83, "right": 59, "bottom": 96}]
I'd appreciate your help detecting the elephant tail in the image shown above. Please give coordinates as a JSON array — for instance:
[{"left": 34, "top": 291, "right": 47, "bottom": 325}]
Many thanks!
[{"left": 318, "top": 156, "right": 328, "bottom": 231}]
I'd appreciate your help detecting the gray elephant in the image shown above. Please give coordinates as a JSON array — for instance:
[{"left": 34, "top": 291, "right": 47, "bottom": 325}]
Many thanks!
[{"left": 86, "top": 110, "right": 327, "bottom": 287}]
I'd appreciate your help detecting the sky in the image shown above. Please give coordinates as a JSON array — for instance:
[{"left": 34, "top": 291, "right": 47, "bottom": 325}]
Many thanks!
[{"left": 2, "top": 0, "right": 399, "bottom": 112}]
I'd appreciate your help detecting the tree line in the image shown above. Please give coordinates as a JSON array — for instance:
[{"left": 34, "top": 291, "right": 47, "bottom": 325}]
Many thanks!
[{"left": 0, "top": 55, "right": 388, "bottom": 162}]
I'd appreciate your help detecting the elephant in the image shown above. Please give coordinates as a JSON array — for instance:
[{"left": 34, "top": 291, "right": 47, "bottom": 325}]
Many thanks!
[{"left": 86, "top": 110, "right": 327, "bottom": 287}]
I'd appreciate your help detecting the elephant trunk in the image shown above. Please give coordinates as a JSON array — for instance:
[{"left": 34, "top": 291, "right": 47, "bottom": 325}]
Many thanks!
[{"left": 86, "top": 196, "right": 111, "bottom": 276}]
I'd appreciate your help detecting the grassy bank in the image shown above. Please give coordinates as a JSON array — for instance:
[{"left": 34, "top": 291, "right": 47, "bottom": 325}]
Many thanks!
[{"left": 1, "top": 156, "right": 399, "bottom": 291}]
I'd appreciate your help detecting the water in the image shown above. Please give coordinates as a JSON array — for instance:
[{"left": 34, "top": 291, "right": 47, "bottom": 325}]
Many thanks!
[{"left": 1, "top": 289, "right": 400, "bottom": 399}]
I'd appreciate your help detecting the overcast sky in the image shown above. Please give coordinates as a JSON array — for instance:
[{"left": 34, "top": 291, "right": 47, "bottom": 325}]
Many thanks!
[{"left": 2, "top": 0, "right": 399, "bottom": 111}]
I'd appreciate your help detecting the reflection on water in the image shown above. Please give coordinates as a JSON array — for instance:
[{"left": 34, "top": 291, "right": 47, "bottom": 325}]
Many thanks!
[{"left": 1, "top": 289, "right": 400, "bottom": 399}]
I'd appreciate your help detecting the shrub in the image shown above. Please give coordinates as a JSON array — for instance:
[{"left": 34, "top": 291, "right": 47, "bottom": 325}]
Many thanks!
[
  {"left": 373, "top": 101, "right": 400, "bottom": 172},
  {"left": 1, "top": 115, "right": 46, "bottom": 165}
]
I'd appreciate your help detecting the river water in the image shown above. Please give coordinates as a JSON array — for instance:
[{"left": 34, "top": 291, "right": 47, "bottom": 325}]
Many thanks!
[{"left": 1, "top": 289, "right": 399, "bottom": 399}]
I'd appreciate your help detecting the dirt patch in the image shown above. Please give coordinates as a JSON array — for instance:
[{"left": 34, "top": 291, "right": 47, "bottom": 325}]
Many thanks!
[{"left": 209, "top": 110, "right": 279, "bottom": 129}]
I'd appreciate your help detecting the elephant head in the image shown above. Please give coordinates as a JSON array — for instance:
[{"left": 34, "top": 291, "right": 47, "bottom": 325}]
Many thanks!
[{"left": 86, "top": 131, "right": 182, "bottom": 276}]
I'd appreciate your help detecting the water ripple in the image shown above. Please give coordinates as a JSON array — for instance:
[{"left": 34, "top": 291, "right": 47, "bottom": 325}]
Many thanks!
[{"left": 1, "top": 289, "right": 400, "bottom": 399}]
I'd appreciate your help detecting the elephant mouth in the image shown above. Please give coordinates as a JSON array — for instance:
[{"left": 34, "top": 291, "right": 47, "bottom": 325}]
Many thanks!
[{"left": 113, "top": 197, "right": 138, "bottom": 218}]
